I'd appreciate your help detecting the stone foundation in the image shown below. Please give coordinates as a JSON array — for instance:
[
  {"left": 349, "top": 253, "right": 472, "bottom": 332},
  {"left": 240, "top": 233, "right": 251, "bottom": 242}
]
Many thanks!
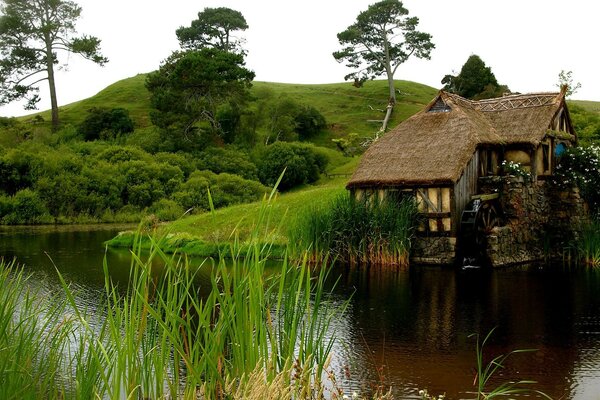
[
  {"left": 411, "top": 236, "right": 457, "bottom": 265},
  {"left": 480, "top": 176, "right": 588, "bottom": 266},
  {"left": 409, "top": 177, "right": 588, "bottom": 267}
]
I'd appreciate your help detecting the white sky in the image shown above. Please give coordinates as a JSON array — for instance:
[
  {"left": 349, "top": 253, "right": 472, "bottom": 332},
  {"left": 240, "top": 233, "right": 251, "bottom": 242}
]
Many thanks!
[{"left": 1, "top": 0, "right": 598, "bottom": 117}]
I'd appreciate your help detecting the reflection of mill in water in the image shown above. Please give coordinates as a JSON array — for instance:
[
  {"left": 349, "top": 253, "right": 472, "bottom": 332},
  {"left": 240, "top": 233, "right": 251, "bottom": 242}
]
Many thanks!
[{"left": 460, "top": 194, "right": 501, "bottom": 268}]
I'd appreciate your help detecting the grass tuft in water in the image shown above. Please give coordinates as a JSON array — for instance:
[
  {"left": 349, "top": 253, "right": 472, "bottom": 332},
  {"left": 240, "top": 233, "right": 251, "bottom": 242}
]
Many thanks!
[
  {"left": 288, "top": 193, "right": 418, "bottom": 266},
  {"left": 576, "top": 217, "right": 600, "bottom": 266}
]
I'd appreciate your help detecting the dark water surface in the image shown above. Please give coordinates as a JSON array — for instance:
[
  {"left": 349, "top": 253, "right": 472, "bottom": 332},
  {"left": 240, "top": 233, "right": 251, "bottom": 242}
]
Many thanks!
[{"left": 1, "top": 226, "right": 600, "bottom": 399}]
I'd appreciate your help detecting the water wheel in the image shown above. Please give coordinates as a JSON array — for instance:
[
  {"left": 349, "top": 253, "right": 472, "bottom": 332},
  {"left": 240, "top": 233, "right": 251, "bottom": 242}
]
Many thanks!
[{"left": 460, "top": 196, "right": 502, "bottom": 267}]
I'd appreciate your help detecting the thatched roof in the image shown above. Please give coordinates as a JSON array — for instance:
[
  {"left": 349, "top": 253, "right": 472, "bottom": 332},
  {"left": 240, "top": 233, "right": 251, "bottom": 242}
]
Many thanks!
[{"left": 347, "top": 90, "right": 569, "bottom": 188}]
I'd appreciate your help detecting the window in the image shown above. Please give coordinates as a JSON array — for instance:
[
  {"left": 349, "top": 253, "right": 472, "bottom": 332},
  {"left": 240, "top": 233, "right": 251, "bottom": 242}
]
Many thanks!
[{"left": 542, "top": 144, "right": 550, "bottom": 173}]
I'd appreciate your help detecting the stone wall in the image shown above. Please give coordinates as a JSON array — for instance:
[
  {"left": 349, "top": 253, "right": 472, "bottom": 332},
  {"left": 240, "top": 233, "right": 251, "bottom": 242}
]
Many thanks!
[
  {"left": 479, "top": 176, "right": 588, "bottom": 266},
  {"left": 411, "top": 236, "right": 457, "bottom": 265}
]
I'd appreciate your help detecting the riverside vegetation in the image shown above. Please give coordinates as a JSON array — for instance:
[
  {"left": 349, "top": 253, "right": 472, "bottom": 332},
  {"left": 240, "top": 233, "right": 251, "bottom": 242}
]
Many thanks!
[
  {"left": 0, "top": 191, "right": 552, "bottom": 399},
  {"left": 0, "top": 191, "right": 354, "bottom": 399},
  {"left": 0, "top": 79, "right": 436, "bottom": 225}
]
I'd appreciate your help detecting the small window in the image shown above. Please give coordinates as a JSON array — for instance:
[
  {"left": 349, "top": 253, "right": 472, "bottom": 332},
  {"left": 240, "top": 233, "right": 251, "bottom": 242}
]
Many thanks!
[
  {"left": 542, "top": 144, "right": 550, "bottom": 172},
  {"left": 555, "top": 143, "right": 566, "bottom": 157},
  {"left": 429, "top": 98, "right": 451, "bottom": 113}
]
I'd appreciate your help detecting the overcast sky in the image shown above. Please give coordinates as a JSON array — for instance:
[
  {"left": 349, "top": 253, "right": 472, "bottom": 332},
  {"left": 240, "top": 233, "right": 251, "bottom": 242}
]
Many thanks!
[{"left": 1, "top": 0, "right": 598, "bottom": 117}]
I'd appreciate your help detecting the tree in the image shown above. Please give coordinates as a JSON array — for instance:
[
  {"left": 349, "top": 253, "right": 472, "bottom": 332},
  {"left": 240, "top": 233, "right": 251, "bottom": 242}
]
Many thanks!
[
  {"left": 556, "top": 70, "right": 581, "bottom": 98},
  {"left": 176, "top": 7, "right": 248, "bottom": 53},
  {"left": 333, "top": 0, "right": 434, "bottom": 133},
  {"left": 0, "top": 0, "right": 107, "bottom": 130},
  {"left": 441, "top": 55, "right": 508, "bottom": 99},
  {"left": 145, "top": 48, "right": 255, "bottom": 151}
]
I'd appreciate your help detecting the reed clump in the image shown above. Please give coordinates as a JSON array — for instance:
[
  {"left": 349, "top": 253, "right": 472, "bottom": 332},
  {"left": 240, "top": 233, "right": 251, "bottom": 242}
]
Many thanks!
[
  {"left": 0, "top": 187, "right": 351, "bottom": 399},
  {"left": 289, "top": 193, "right": 419, "bottom": 267},
  {"left": 575, "top": 217, "right": 600, "bottom": 266}
]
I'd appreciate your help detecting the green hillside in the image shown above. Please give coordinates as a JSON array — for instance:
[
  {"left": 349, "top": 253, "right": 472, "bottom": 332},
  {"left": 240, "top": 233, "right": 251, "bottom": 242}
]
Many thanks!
[{"left": 22, "top": 77, "right": 438, "bottom": 142}]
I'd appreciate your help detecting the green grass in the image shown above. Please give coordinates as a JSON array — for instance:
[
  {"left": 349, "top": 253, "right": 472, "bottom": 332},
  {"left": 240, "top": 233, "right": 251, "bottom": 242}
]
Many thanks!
[
  {"left": 23, "top": 74, "right": 152, "bottom": 129},
  {"left": 570, "top": 100, "right": 600, "bottom": 114}
]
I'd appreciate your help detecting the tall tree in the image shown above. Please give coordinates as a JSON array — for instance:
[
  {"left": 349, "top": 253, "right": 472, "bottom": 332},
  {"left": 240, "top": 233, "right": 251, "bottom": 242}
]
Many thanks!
[
  {"left": 145, "top": 48, "right": 255, "bottom": 151},
  {"left": 176, "top": 7, "right": 248, "bottom": 54},
  {"left": 442, "top": 55, "right": 508, "bottom": 99},
  {"left": 0, "top": 0, "right": 107, "bottom": 130},
  {"left": 333, "top": 0, "right": 434, "bottom": 133}
]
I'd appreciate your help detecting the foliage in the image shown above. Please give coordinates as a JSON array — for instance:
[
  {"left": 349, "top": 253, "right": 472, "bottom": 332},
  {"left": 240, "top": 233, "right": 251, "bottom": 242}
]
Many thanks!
[
  {"left": 0, "top": 141, "right": 271, "bottom": 224},
  {"left": 146, "top": 48, "right": 255, "bottom": 150},
  {"left": 148, "top": 198, "right": 186, "bottom": 221},
  {"left": 576, "top": 217, "right": 600, "bottom": 267},
  {"left": 557, "top": 70, "right": 581, "bottom": 98},
  {"left": 197, "top": 146, "right": 258, "bottom": 180},
  {"left": 289, "top": 192, "right": 418, "bottom": 265},
  {"left": 500, "top": 160, "right": 531, "bottom": 181},
  {"left": 0, "top": 188, "right": 50, "bottom": 223},
  {"left": 257, "top": 142, "right": 329, "bottom": 191},
  {"left": 0, "top": 0, "right": 107, "bottom": 129},
  {"left": 176, "top": 7, "right": 248, "bottom": 53},
  {"left": 78, "top": 107, "right": 135, "bottom": 141},
  {"left": 442, "top": 55, "right": 508, "bottom": 99},
  {"left": 569, "top": 104, "right": 600, "bottom": 144},
  {"left": 294, "top": 105, "right": 327, "bottom": 139},
  {"left": 256, "top": 95, "right": 328, "bottom": 142},
  {"left": 171, "top": 170, "right": 268, "bottom": 212},
  {"left": 553, "top": 145, "right": 600, "bottom": 212},
  {"left": 333, "top": 0, "right": 434, "bottom": 131}
]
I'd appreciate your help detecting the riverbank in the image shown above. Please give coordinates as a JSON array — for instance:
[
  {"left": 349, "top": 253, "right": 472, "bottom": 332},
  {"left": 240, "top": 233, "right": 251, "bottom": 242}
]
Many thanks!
[{"left": 105, "top": 176, "right": 349, "bottom": 258}]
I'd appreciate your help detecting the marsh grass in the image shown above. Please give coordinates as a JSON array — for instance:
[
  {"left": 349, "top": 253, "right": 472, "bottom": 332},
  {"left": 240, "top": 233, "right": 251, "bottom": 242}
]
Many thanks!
[
  {"left": 289, "top": 193, "right": 418, "bottom": 266},
  {"left": 576, "top": 218, "right": 600, "bottom": 266},
  {"left": 0, "top": 186, "right": 349, "bottom": 399},
  {"left": 469, "top": 329, "right": 550, "bottom": 400}
]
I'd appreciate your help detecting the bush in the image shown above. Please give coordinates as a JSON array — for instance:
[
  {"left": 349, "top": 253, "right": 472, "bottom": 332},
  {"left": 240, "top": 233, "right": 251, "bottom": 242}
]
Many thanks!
[
  {"left": 197, "top": 147, "right": 258, "bottom": 180},
  {"left": 171, "top": 170, "right": 269, "bottom": 212},
  {"left": 294, "top": 105, "right": 327, "bottom": 139},
  {"left": 3, "top": 189, "right": 50, "bottom": 224},
  {"left": 95, "top": 145, "right": 151, "bottom": 163},
  {"left": 149, "top": 199, "right": 186, "bottom": 221},
  {"left": 257, "top": 142, "right": 329, "bottom": 191},
  {"left": 554, "top": 145, "right": 600, "bottom": 212},
  {"left": 78, "top": 107, "right": 135, "bottom": 141}
]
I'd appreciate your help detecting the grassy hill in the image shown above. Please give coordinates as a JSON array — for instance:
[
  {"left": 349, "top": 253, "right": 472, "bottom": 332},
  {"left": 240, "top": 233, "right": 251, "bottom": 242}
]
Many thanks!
[{"left": 22, "top": 77, "right": 439, "bottom": 143}]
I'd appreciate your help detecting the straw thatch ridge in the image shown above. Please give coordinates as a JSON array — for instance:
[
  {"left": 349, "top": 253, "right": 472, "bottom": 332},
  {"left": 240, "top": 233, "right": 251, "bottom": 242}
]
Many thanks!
[{"left": 347, "top": 90, "right": 567, "bottom": 188}]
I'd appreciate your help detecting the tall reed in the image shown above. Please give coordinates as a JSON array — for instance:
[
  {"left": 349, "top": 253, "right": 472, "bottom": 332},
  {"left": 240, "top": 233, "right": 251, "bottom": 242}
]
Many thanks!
[
  {"left": 0, "top": 186, "right": 348, "bottom": 399},
  {"left": 289, "top": 193, "right": 419, "bottom": 266},
  {"left": 576, "top": 217, "right": 600, "bottom": 266}
]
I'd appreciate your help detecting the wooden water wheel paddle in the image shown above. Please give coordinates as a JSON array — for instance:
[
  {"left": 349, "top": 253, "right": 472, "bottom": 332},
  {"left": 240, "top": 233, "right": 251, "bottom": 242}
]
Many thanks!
[{"left": 460, "top": 195, "right": 501, "bottom": 267}]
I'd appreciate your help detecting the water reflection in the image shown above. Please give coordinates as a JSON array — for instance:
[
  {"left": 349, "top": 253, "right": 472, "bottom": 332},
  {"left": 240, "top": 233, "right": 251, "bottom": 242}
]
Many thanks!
[{"left": 2, "top": 226, "right": 600, "bottom": 398}]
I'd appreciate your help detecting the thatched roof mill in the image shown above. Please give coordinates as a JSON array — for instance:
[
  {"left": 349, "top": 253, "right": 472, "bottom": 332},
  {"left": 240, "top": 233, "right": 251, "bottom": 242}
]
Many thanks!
[
  {"left": 346, "top": 89, "right": 577, "bottom": 265},
  {"left": 348, "top": 90, "right": 574, "bottom": 188}
]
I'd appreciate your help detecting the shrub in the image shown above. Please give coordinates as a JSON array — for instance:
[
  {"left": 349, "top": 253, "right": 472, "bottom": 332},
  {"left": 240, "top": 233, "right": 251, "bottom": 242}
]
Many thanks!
[
  {"left": 294, "top": 105, "right": 327, "bottom": 139},
  {"left": 78, "top": 107, "right": 134, "bottom": 141},
  {"left": 95, "top": 146, "right": 150, "bottom": 163},
  {"left": 257, "top": 142, "right": 329, "bottom": 191},
  {"left": 171, "top": 170, "right": 269, "bottom": 212},
  {"left": 197, "top": 147, "right": 258, "bottom": 180},
  {"left": 149, "top": 199, "right": 186, "bottom": 221},
  {"left": 3, "top": 189, "right": 49, "bottom": 224},
  {"left": 554, "top": 145, "right": 600, "bottom": 212}
]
